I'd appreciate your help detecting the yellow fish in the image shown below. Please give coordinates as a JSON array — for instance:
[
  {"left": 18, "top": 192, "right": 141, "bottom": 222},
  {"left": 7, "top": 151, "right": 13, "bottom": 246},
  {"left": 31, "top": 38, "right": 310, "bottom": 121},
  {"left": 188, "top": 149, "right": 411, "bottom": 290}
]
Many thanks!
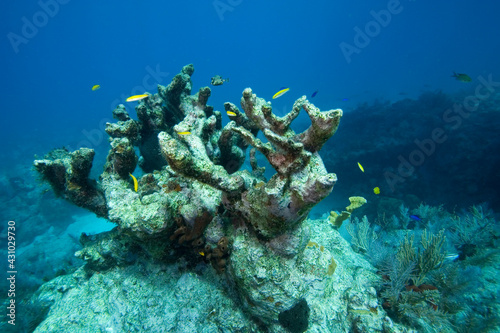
[
  {"left": 129, "top": 173, "right": 138, "bottom": 192},
  {"left": 373, "top": 187, "right": 380, "bottom": 195},
  {"left": 177, "top": 131, "right": 191, "bottom": 135},
  {"left": 357, "top": 162, "right": 364, "bottom": 172},
  {"left": 126, "top": 94, "right": 149, "bottom": 102},
  {"left": 272, "top": 88, "right": 289, "bottom": 99},
  {"left": 226, "top": 111, "right": 237, "bottom": 117},
  {"left": 199, "top": 251, "right": 205, "bottom": 256},
  {"left": 92, "top": 85, "right": 100, "bottom": 91},
  {"left": 451, "top": 72, "right": 472, "bottom": 82}
]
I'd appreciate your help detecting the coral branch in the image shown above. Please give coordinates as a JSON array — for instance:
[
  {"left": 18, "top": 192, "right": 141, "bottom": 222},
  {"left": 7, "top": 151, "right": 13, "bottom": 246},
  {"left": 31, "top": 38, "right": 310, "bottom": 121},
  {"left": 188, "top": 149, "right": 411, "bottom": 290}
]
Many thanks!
[
  {"left": 297, "top": 99, "right": 343, "bottom": 152},
  {"left": 225, "top": 88, "right": 340, "bottom": 238},
  {"left": 158, "top": 131, "right": 244, "bottom": 194},
  {"left": 33, "top": 148, "right": 108, "bottom": 218},
  {"left": 104, "top": 138, "right": 138, "bottom": 179}
]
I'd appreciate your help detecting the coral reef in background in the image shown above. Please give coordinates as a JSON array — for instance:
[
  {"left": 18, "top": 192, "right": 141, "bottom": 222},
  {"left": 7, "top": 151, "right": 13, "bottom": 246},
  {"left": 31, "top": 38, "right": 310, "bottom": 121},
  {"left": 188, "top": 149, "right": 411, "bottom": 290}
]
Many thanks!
[
  {"left": 323, "top": 91, "right": 500, "bottom": 213},
  {"left": 27, "top": 64, "right": 410, "bottom": 332},
  {"left": 344, "top": 204, "right": 500, "bottom": 332}
]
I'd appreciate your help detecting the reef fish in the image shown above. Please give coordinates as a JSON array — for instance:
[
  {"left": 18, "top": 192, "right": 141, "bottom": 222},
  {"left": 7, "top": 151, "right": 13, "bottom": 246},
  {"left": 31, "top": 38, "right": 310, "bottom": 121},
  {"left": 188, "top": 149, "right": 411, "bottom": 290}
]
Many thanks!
[
  {"left": 452, "top": 72, "right": 472, "bottom": 82},
  {"left": 444, "top": 253, "right": 459, "bottom": 261},
  {"left": 273, "top": 88, "right": 289, "bottom": 99},
  {"left": 211, "top": 75, "right": 229, "bottom": 86},
  {"left": 226, "top": 111, "right": 237, "bottom": 117},
  {"left": 373, "top": 187, "right": 380, "bottom": 195},
  {"left": 357, "top": 162, "right": 364, "bottom": 172},
  {"left": 91, "top": 84, "right": 100, "bottom": 91},
  {"left": 177, "top": 131, "right": 191, "bottom": 135},
  {"left": 409, "top": 214, "right": 422, "bottom": 221},
  {"left": 129, "top": 173, "right": 138, "bottom": 192},
  {"left": 126, "top": 94, "right": 149, "bottom": 102},
  {"left": 311, "top": 90, "right": 318, "bottom": 98}
]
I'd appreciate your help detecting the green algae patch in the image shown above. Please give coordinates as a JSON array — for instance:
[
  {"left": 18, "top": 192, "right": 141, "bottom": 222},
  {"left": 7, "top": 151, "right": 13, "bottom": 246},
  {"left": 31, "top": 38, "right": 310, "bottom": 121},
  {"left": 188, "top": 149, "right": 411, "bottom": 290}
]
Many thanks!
[{"left": 327, "top": 257, "right": 337, "bottom": 276}]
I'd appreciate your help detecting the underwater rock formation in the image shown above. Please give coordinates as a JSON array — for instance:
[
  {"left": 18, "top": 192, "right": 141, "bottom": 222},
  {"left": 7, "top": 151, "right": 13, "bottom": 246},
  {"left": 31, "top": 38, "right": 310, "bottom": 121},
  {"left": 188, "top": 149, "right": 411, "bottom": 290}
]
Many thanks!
[
  {"left": 27, "top": 218, "right": 393, "bottom": 332},
  {"left": 31, "top": 64, "right": 400, "bottom": 331}
]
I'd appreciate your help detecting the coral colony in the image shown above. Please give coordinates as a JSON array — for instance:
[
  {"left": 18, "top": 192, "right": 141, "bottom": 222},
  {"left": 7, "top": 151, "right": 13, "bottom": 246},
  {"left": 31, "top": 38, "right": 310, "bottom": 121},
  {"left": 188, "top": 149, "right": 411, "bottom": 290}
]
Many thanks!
[
  {"left": 31, "top": 65, "right": 499, "bottom": 332},
  {"left": 33, "top": 64, "right": 348, "bottom": 330},
  {"left": 34, "top": 64, "right": 342, "bottom": 248}
]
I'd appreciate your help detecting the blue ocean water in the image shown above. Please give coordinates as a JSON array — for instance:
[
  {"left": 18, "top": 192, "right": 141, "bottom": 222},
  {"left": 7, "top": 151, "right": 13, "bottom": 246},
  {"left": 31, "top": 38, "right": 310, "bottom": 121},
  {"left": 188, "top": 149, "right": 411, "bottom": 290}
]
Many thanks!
[
  {"left": 3, "top": 0, "right": 498, "bottom": 148},
  {"left": 2, "top": 0, "right": 500, "bottom": 331}
]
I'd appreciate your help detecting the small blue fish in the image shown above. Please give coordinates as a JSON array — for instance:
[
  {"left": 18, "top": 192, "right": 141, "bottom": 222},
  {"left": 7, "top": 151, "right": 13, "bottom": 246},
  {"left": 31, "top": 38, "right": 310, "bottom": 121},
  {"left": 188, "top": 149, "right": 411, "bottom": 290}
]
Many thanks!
[
  {"left": 409, "top": 215, "right": 422, "bottom": 221},
  {"left": 444, "top": 253, "right": 459, "bottom": 261},
  {"left": 311, "top": 90, "right": 318, "bottom": 98}
]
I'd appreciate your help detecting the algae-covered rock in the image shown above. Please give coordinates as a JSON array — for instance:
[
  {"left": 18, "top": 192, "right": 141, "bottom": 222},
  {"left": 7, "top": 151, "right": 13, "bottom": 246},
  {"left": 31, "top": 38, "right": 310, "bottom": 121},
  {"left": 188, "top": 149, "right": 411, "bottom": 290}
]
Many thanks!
[
  {"left": 225, "top": 217, "right": 390, "bottom": 331},
  {"left": 28, "top": 260, "right": 258, "bottom": 332},
  {"left": 31, "top": 65, "right": 400, "bottom": 332},
  {"left": 27, "top": 217, "right": 394, "bottom": 332}
]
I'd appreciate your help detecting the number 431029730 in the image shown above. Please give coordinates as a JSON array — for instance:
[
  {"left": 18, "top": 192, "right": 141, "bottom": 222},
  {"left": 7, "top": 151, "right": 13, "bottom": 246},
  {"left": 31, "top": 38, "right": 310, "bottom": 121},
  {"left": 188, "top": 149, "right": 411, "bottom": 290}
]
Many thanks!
[{"left": 7, "top": 221, "right": 16, "bottom": 269}]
